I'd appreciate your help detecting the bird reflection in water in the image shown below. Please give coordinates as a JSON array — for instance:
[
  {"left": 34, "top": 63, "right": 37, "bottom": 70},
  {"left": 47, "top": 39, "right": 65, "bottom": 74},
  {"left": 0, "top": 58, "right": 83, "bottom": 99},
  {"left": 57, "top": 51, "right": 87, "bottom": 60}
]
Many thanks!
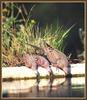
[
  {"left": 32, "top": 77, "right": 66, "bottom": 97},
  {"left": 2, "top": 77, "right": 84, "bottom": 97}
]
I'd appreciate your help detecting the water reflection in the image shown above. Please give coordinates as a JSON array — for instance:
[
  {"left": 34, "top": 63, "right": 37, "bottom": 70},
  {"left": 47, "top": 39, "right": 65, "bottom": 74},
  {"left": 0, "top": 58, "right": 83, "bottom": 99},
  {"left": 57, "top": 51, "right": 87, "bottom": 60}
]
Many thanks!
[{"left": 2, "top": 77, "right": 85, "bottom": 98}]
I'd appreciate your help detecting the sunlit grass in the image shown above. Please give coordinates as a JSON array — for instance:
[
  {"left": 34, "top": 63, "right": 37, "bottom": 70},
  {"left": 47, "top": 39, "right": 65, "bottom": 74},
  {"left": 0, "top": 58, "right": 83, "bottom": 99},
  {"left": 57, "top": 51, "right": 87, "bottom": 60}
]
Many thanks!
[{"left": 2, "top": 3, "right": 74, "bottom": 67}]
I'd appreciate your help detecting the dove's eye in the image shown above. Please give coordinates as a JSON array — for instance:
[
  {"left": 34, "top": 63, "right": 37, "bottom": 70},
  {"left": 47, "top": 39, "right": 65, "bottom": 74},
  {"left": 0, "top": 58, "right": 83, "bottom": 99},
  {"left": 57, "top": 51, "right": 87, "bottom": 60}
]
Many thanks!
[{"left": 35, "top": 58, "right": 38, "bottom": 61}]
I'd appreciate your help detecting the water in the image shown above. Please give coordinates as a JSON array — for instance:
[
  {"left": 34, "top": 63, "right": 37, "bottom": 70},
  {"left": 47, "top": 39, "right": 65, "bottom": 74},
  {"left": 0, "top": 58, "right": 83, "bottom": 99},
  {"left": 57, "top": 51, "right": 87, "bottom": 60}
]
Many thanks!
[{"left": 2, "top": 77, "right": 85, "bottom": 98}]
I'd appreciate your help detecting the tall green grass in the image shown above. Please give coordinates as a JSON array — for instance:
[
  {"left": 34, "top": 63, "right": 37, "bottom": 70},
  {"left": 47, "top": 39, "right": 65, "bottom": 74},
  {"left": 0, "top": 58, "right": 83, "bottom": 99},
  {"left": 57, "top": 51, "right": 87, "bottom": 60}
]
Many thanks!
[{"left": 2, "top": 3, "right": 74, "bottom": 67}]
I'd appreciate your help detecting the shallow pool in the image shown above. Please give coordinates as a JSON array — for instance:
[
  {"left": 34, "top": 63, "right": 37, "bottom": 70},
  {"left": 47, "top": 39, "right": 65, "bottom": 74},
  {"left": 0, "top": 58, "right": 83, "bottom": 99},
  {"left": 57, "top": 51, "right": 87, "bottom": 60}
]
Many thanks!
[{"left": 2, "top": 77, "right": 85, "bottom": 98}]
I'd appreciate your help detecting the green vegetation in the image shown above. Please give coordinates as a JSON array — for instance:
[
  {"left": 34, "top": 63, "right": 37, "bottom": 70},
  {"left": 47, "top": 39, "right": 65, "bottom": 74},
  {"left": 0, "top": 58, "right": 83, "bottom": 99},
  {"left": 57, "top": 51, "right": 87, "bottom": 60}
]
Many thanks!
[{"left": 2, "top": 3, "right": 74, "bottom": 67}]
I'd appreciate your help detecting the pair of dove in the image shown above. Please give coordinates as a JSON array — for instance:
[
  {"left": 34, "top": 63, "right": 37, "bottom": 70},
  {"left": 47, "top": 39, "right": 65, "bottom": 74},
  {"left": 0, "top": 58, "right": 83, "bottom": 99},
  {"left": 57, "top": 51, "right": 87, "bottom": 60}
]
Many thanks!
[{"left": 22, "top": 41, "right": 70, "bottom": 77}]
